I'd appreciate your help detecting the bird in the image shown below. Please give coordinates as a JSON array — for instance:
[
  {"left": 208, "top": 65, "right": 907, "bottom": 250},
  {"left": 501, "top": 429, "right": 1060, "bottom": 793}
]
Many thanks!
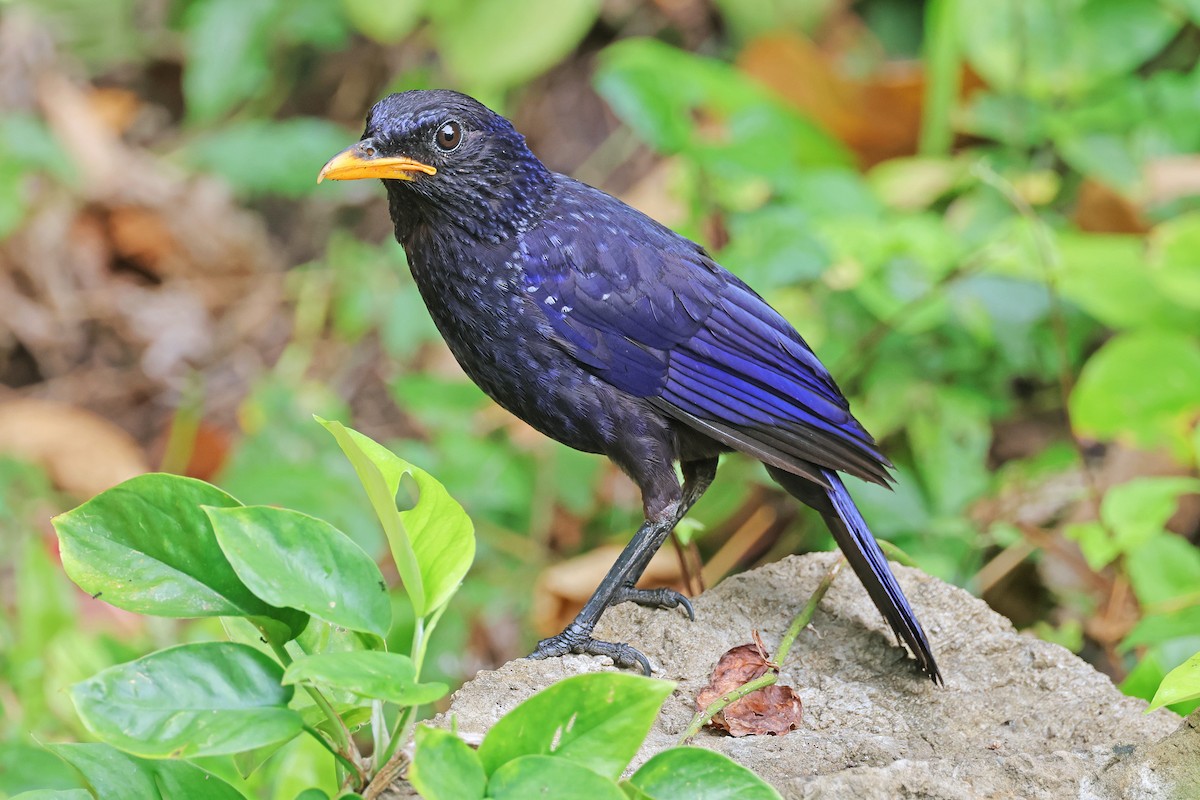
[{"left": 318, "top": 89, "right": 941, "bottom": 683}]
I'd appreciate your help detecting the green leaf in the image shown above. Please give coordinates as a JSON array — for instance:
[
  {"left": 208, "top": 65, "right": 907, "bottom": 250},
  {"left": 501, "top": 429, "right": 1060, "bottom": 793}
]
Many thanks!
[
  {"left": 1149, "top": 213, "right": 1200, "bottom": 310},
  {"left": 958, "top": 0, "right": 1181, "bottom": 99},
  {"left": 205, "top": 505, "right": 391, "bottom": 638},
  {"left": 9, "top": 792, "right": 93, "bottom": 800},
  {"left": 488, "top": 755, "right": 626, "bottom": 800},
  {"left": 283, "top": 651, "right": 447, "bottom": 706},
  {"left": 232, "top": 700, "right": 369, "bottom": 779},
  {"left": 1057, "top": 232, "right": 1198, "bottom": 332},
  {"left": 71, "top": 642, "right": 302, "bottom": 758},
  {"left": 1064, "top": 521, "right": 1117, "bottom": 572},
  {"left": 1148, "top": 650, "right": 1200, "bottom": 711},
  {"left": 868, "top": 156, "right": 965, "bottom": 211},
  {"left": 1070, "top": 331, "right": 1200, "bottom": 453},
  {"left": 408, "top": 726, "right": 486, "bottom": 800},
  {"left": 1123, "top": 605, "right": 1200, "bottom": 649},
  {"left": 294, "top": 791, "right": 330, "bottom": 800},
  {"left": 596, "top": 38, "right": 850, "bottom": 169},
  {"left": 0, "top": 744, "right": 85, "bottom": 795},
  {"left": 48, "top": 743, "right": 244, "bottom": 800},
  {"left": 182, "top": 0, "right": 277, "bottom": 123},
  {"left": 1065, "top": 477, "right": 1200, "bottom": 572},
  {"left": 1126, "top": 535, "right": 1200, "bottom": 609},
  {"left": 908, "top": 388, "right": 992, "bottom": 516},
  {"left": 318, "top": 418, "right": 475, "bottom": 618},
  {"left": 626, "top": 747, "right": 783, "bottom": 800},
  {"left": 431, "top": 0, "right": 600, "bottom": 93},
  {"left": 52, "top": 473, "right": 307, "bottom": 643},
  {"left": 296, "top": 618, "right": 384, "bottom": 656},
  {"left": 183, "top": 118, "right": 357, "bottom": 197},
  {"left": 342, "top": 0, "right": 423, "bottom": 43},
  {"left": 477, "top": 673, "right": 675, "bottom": 780},
  {"left": 1102, "top": 477, "right": 1200, "bottom": 556}
]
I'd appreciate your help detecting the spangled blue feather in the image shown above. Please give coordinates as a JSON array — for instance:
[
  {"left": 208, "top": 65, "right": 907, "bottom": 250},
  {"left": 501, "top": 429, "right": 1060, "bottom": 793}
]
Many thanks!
[{"left": 525, "top": 177, "right": 889, "bottom": 482}]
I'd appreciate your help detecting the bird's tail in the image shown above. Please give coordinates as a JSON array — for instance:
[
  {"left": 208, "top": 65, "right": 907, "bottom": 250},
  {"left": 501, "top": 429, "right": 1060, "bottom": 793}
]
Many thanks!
[{"left": 767, "top": 465, "right": 941, "bottom": 683}]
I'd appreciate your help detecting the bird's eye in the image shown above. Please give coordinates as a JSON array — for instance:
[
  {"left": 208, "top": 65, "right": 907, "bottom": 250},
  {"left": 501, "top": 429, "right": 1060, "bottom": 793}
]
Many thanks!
[{"left": 435, "top": 121, "right": 462, "bottom": 151}]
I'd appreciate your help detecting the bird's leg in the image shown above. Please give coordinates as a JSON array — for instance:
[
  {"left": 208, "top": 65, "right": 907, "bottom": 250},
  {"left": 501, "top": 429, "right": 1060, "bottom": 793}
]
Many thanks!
[
  {"left": 529, "top": 458, "right": 719, "bottom": 674},
  {"left": 610, "top": 457, "right": 718, "bottom": 617},
  {"left": 530, "top": 511, "right": 680, "bottom": 674}
]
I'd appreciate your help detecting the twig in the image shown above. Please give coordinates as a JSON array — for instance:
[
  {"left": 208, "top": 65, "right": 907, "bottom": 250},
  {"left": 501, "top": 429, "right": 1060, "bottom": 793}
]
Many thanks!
[
  {"left": 679, "top": 557, "right": 844, "bottom": 744},
  {"left": 774, "top": 559, "right": 844, "bottom": 665}
]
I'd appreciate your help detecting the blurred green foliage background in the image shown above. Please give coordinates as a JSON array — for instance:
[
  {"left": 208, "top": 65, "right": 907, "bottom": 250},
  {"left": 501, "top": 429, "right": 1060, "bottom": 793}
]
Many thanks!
[{"left": 1, "top": 0, "right": 1199, "bottom": 796}]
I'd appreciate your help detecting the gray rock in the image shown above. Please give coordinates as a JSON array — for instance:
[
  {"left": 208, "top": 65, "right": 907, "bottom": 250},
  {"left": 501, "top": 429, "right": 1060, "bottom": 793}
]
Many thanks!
[{"left": 386, "top": 553, "right": 1195, "bottom": 799}]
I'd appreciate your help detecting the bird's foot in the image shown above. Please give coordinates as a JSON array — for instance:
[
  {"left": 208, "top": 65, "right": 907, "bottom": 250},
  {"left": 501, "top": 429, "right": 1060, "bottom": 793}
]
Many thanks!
[
  {"left": 529, "top": 625, "right": 652, "bottom": 676},
  {"left": 611, "top": 586, "right": 695, "bottom": 621}
]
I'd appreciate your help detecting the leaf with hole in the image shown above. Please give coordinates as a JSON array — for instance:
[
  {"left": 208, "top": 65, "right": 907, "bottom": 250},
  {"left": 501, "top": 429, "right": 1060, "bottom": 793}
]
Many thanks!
[{"left": 319, "top": 418, "right": 474, "bottom": 618}]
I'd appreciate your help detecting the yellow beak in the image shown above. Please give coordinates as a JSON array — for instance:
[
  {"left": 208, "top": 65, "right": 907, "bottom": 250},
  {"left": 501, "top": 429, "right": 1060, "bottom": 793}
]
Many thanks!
[{"left": 317, "top": 143, "right": 437, "bottom": 183}]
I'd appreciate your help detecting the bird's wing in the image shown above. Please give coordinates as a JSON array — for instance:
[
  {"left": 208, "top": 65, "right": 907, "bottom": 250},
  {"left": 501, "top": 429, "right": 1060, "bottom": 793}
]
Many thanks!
[{"left": 528, "top": 182, "right": 890, "bottom": 486}]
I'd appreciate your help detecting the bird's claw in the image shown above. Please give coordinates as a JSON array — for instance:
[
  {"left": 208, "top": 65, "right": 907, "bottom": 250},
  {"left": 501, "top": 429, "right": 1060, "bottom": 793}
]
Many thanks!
[
  {"left": 611, "top": 586, "right": 695, "bottom": 621},
  {"left": 530, "top": 628, "right": 653, "bottom": 676}
]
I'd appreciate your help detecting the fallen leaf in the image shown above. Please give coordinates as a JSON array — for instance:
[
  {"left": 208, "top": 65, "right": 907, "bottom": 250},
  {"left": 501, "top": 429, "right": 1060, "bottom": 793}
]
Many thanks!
[
  {"left": 697, "top": 643, "right": 802, "bottom": 736},
  {"left": 737, "top": 33, "right": 924, "bottom": 167},
  {"left": 533, "top": 545, "right": 687, "bottom": 636},
  {"left": 86, "top": 86, "right": 142, "bottom": 136},
  {"left": 1073, "top": 179, "right": 1148, "bottom": 234},
  {"left": 0, "top": 398, "right": 148, "bottom": 498}
]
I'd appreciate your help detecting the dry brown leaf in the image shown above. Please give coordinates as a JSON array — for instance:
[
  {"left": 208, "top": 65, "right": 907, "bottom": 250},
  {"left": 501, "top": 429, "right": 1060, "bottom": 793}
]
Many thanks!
[
  {"left": 106, "top": 206, "right": 179, "bottom": 277},
  {"left": 1073, "top": 179, "right": 1149, "bottom": 234},
  {"left": 532, "top": 544, "right": 686, "bottom": 636},
  {"left": 738, "top": 33, "right": 925, "bottom": 167},
  {"left": 86, "top": 86, "right": 142, "bottom": 136},
  {"left": 0, "top": 398, "right": 148, "bottom": 497},
  {"left": 696, "top": 643, "right": 802, "bottom": 737}
]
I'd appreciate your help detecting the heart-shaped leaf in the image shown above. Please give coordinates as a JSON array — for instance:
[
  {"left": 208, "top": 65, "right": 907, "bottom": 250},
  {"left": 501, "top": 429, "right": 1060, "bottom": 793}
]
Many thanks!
[
  {"left": 488, "top": 755, "right": 625, "bottom": 799},
  {"left": 48, "top": 743, "right": 244, "bottom": 799},
  {"left": 206, "top": 505, "right": 391, "bottom": 638},
  {"left": 284, "top": 651, "right": 448, "bottom": 706},
  {"left": 319, "top": 419, "right": 474, "bottom": 618},
  {"left": 53, "top": 474, "right": 307, "bottom": 642},
  {"left": 477, "top": 672, "right": 674, "bottom": 780},
  {"left": 408, "top": 726, "right": 486, "bottom": 800},
  {"left": 626, "top": 747, "right": 782, "bottom": 799},
  {"left": 71, "top": 642, "right": 302, "bottom": 758}
]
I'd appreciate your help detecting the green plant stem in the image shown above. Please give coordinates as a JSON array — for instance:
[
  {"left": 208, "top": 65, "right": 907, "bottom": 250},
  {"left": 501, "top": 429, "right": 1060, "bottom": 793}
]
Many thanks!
[
  {"left": 303, "top": 724, "right": 364, "bottom": 781},
  {"left": 158, "top": 372, "right": 203, "bottom": 474},
  {"left": 370, "top": 700, "right": 389, "bottom": 772},
  {"left": 678, "top": 672, "right": 778, "bottom": 744},
  {"left": 775, "top": 558, "right": 844, "bottom": 664},
  {"left": 678, "top": 557, "right": 844, "bottom": 744},
  {"left": 268, "top": 641, "right": 356, "bottom": 758},
  {"left": 367, "top": 602, "right": 450, "bottom": 794},
  {"left": 877, "top": 539, "right": 918, "bottom": 569},
  {"left": 920, "top": 0, "right": 960, "bottom": 156}
]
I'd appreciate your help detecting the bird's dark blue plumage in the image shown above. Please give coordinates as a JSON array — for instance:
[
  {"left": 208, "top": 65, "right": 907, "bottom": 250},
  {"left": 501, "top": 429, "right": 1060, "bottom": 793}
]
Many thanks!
[{"left": 320, "top": 89, "right": 940, "bottom": 682}]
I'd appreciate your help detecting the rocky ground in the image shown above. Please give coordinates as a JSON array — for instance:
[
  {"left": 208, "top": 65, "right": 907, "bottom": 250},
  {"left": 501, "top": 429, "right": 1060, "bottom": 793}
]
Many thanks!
[{"left": 386, "top": 553, "right": 1199, "bottom": 800}]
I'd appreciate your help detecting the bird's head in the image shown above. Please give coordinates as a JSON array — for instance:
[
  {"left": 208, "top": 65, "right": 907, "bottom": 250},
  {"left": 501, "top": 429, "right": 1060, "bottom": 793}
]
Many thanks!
[{"left": 319, "top": 89, "right": 553, "bottom": 244}]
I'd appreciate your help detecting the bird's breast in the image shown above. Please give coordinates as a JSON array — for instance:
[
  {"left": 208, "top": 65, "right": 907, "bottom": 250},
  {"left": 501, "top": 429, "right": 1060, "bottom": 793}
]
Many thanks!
[{"left": 403, "top": 232, "right": 611, "bottom": 452}]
